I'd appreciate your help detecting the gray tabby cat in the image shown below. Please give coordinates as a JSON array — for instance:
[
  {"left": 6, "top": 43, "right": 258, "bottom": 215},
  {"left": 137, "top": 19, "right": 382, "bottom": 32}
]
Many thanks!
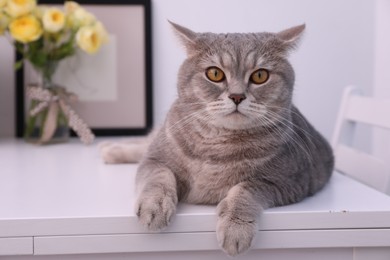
[{"left": 101, "top": 22, "right": 334, "bottom": 256}]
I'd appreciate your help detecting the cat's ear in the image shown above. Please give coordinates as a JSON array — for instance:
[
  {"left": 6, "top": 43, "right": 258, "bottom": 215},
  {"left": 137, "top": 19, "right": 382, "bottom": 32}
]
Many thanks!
[
  {"left": 169, "top": 21, "right": 198, "bottom": 56},
  {"left": 276, "top": 24, "right": 305, "bottom": 51}
]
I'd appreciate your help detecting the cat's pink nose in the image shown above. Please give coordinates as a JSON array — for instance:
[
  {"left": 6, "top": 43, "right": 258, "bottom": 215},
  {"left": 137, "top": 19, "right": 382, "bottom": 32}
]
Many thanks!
[{"left": 229, "top": 93, "right": 246, "bottom": 105}]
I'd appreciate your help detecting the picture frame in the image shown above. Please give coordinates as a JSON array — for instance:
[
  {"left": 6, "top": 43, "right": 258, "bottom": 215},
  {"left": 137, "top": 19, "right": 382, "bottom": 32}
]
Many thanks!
[{"left": 15, "top": 0, "right": 153, "bottom": 137}]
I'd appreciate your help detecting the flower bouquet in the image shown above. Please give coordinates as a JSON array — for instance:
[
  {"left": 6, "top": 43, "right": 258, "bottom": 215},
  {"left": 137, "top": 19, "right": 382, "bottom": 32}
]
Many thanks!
[{"left": 0, "top": 0, "right": 109, "bottom": 144}]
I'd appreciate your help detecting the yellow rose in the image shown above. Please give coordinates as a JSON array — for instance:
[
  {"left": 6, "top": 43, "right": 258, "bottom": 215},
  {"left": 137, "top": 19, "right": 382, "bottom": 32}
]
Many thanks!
[
  {"left": 0, "top": 12, "right": 9, "bottom": 35},
  {"left": 42, "top": 8, "right": 65, "bottom": 33},
  {"left": 0, "top": 0, "right": 7, "bottom": 8},
  {"left": 64, "top": 1, "right": 80, "bottom": 14},
  {"left": 94, "top": 21, "right": 109, "bottom": 44},
  {"left": 9, "top": 14, "right": 42, "bottom": 43},
  {"left": 33, "top": 5, "right": 47, "bottom": 19},
  {"left": 73, "top": 7, "right": 95, "bottom": 26},
  {"left": 76, "top": 23, "right": 107, "bottom": 54},
  {"left": 6, "top": 0, "right": 36, "bottom": 18}
]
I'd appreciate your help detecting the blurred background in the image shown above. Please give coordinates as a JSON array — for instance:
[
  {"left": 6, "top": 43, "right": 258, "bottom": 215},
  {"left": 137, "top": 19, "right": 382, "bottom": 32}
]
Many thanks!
[{"left": 0, "top": 0, "right": 388, "bottom": 158}]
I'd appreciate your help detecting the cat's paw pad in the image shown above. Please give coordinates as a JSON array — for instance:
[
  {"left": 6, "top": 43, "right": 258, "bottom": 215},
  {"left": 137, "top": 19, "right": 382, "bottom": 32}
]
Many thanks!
[
  {"left": 136, "top": 194, "right": 177, "bottom": 231},
  {"left": 99, "top": 143, "right": 127, "bottom": 164},
  {"left": 216, "top": 200, "right": 257, "bottom": 256}
]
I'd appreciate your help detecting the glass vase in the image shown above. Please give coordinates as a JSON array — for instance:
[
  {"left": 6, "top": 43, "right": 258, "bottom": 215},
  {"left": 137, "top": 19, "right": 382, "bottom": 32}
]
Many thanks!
[{"left": 24, "top": 61, "right": 70, "bottom": 145}]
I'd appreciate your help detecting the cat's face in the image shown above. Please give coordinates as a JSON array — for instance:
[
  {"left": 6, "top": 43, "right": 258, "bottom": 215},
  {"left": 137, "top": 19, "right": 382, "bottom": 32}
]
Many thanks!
[{"left": 173, "top": 23, "right": 304, "bottom": 130}]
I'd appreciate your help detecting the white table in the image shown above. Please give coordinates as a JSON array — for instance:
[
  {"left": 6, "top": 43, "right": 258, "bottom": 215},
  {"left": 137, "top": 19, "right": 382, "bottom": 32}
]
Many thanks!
[{"left": 1, "top": 138, "right": 390, "bottom": 260}]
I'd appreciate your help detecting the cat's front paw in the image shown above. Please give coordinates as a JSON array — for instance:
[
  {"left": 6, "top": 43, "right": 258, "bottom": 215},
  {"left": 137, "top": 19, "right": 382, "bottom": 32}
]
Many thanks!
[
  {"left": 135, "top": 193, "right": 177, "bottom": 231},
  {"left": 216, "top": 200, "right": 257, "bottom": 256}
]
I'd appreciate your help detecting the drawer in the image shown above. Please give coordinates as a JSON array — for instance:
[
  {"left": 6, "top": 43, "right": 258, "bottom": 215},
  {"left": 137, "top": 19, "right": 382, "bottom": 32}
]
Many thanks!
[
  {"left": 34, "top": 232, "right": 220, "bottom": 255},
  {"left": 0, "top": 237, "right": 33, "bottom": 255},
  {"left": 34, "top": 229, "right": 390, "bottom": 255}
]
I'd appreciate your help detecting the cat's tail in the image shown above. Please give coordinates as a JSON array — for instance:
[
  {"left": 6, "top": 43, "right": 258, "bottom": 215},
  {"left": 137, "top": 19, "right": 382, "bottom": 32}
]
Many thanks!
[{"left": 99, "top": 129, "right": 158, "bottom": 164}]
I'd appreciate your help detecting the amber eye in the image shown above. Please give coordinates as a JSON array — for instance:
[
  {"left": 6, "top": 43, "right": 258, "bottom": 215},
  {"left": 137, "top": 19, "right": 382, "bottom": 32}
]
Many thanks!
[
  {"left": 205, "top": 67, "right": 225, "bottom": 83},
  {"left": 250, "top": 69, "right": 269, "bottom": 85}
]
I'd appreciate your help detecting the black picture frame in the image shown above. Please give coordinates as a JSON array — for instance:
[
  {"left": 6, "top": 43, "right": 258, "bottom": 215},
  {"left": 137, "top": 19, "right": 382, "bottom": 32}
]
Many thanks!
[{"left": 15, "top": 0, "right": 153, "bottom": 137}]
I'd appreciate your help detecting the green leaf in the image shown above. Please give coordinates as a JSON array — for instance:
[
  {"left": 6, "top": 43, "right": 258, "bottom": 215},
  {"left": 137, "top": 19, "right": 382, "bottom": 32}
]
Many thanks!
[
  {"left": 14, "top": 42, "right": 25, "bottom": 54},
  {"left": 14, "top": 60, "right": 24, "bottom": 70},
  {"left": 52, "top": 41, "right": 76, "bottom": 61},
  {"left": 29, "top": 51, "right": 48, "bottom": 68},
  {"left": 28, "top": 38, "right": 44, "bottom": 53}
]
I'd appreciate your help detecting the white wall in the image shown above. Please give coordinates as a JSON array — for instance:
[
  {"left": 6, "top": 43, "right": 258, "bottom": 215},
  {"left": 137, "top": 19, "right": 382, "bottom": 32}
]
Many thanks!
[
  {"left": 0, "top": 0, "right": 376, "bottom": 141},
  {"left": 373, "top": 0, "right": 390, "bottom": 161}
]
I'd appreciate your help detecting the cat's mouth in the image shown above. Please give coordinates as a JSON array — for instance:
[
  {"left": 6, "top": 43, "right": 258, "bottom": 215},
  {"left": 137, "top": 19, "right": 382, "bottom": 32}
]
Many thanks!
[
  {"left": 234, "top": 105, "right": 248, "bottom": 114},
  {"left": 215, "top": 110, "right": 254, "bottom": 130},
  {"left": 227, "top": 110, "right": 248, "bottom": 118}
]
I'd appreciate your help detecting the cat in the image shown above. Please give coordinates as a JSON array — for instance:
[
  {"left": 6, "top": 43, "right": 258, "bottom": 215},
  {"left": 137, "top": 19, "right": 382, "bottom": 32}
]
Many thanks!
[{"left": 100, "top": 22, "right": 334, "bottom": 256}]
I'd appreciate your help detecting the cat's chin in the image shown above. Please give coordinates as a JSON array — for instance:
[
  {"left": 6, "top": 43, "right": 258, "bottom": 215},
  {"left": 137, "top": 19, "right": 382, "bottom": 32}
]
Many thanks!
[{"left": 212, "top": 112, "right": 256, "bottom": 130}]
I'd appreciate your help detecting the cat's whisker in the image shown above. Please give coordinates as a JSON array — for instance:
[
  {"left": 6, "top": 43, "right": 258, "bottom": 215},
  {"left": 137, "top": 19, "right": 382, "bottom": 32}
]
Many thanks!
[
  {"left": 258, "top": 116, "right": 297, "bottom": 156},
  {"left": 223, "top": 106, "right": 309, "bottom": 161},
  {"left": 207, "top": 105, "right": 235, "bottom": 116},
  {"left": 241, "top": 108, "right": 270, "bottom": 126},
  {"left": 170, "top": 113, "right": 206, "bottom": 133},
  {"left": 265, "top": 109, "right": 317, "bottom": 148},
  {"left": 259, "top": 104, "right": 314, "bottom": 131},
  {"left": 261, "top": 113, "right": 315, "bottom": 165},
  {"left": 259, "top": 115, "right": 307, "bottom": 160},
  {"left": 253, "top": 114, "right": 305, "bottom": 167},
  {"left": 247, "top": 102, "right": 318, "bottom": 146},
  {"left": 153, "top": 110, "right": 208, "bottom": 147},
  {"left": 246, "top": 106, "right": 307, "bottom": 152},
  {"left": 175, "top": 101, "right": 208, "bottom": 106}
]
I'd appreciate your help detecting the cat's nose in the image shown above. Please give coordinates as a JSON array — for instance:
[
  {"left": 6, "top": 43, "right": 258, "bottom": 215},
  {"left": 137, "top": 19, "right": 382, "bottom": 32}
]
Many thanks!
[{"left": 229, "top": 93, "right": 246, "bottom": 105}]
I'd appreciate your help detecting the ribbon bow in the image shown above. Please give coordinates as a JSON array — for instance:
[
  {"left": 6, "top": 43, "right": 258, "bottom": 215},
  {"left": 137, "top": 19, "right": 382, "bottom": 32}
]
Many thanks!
[{"left": 26, "top": 85, "right": 95, "bottom": 145}]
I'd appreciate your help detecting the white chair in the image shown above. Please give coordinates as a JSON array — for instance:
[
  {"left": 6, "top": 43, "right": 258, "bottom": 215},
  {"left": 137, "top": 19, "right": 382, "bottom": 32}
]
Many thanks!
[{"left": 331, "top": 85, "right": 390, "bottom": 195}]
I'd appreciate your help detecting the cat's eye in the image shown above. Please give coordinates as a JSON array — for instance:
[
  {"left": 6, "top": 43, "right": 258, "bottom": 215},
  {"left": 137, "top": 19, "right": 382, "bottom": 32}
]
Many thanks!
[
  {"left": 205, "top": 67, "right": 225, "bottom": 83},
  {"left": 250, "top": 69, "right": 269, "bottom": 85}
]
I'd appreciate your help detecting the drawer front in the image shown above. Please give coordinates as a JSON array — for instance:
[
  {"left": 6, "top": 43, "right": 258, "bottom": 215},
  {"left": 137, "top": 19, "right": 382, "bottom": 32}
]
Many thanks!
[
  {"left": 34, "top": 229, "right": 390, "bottom": 255},
  {"left": 34, "top": 233, "right": 220, "bottom": 255},
  {"left": 0, "top": 237, "right": 33, "bottom": 255}
]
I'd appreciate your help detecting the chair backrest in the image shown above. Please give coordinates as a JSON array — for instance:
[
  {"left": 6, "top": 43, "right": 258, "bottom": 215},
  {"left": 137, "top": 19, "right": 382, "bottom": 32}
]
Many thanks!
[{"left": 331, "top": 86, "right": 390, "bottom": 195}]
